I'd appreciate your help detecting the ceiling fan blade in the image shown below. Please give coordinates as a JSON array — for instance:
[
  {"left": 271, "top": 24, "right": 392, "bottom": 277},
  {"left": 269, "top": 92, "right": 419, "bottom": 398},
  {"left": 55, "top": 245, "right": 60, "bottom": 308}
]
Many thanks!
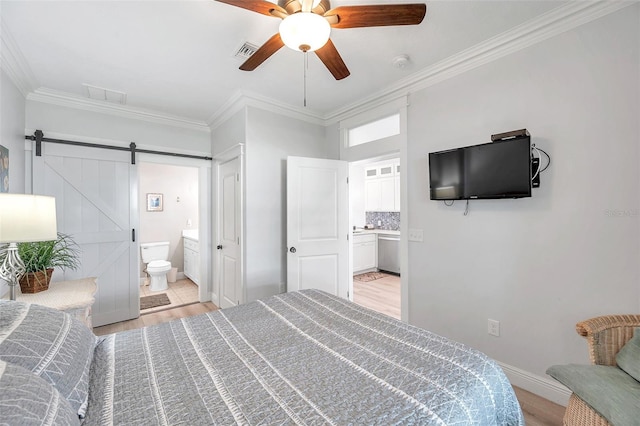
[
  {"left": 216, "top": 0, "right": 287, "bottom": 17},
  {"left": 315, "top": 39, "right": 350, "bottom": 80},
  {"left": 325, "top": 4, "right": 426, "bottom": 29},
  {"left": 239, "top": 33, "right": 285, "bottom": 71}
]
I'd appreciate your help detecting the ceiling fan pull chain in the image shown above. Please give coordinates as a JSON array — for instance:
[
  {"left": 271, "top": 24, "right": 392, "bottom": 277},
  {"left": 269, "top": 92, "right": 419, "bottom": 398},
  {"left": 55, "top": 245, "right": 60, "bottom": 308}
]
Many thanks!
[{"left": 303, "top": 51, "right": 308, "bottom": 107}]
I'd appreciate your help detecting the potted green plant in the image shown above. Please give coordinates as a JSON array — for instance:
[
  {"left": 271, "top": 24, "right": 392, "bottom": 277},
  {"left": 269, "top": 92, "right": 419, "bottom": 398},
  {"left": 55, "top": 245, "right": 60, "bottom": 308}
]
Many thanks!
[{"left": 15, "top": 233, "right": 81, "bottom": 293}]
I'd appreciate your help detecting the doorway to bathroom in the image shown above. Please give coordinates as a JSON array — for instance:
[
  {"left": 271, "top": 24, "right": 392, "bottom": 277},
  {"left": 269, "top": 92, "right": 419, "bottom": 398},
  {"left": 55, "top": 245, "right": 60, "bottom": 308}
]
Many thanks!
[{"left": 138, "top": 161, "right": 200, "bottom": 313}]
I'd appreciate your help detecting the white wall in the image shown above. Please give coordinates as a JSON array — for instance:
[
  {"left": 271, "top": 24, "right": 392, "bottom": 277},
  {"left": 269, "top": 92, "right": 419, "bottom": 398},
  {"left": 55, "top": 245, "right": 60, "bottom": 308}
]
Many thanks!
[
  {"left": 0, "top": 69, "right": 27, "bottom": 297},
  {"left": 26, "top": 101, "right": 211, "bottom": 154},
  {"left": 0, "top": 70, "right": 26, "bottom": 193},
  {"left": 211, "top": 108, "right": 246, "bottom": 157},
  {"left": 138, "top": 162, "right": 199, "bottom": 276},
  {"left": 406, "top": 6, "right": 639, "bottom": 401},
  {"left": 244, "top": 106, "right": 334, "bottom": 302}
]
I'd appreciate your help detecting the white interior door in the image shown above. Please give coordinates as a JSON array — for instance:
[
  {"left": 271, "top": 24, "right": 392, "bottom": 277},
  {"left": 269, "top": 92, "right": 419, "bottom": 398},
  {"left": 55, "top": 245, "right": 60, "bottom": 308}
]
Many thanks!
[
  {"left": 32, "top": 142, "right": 138, "bottom": 326},
  {"left": 218, "top": 156, "right": 242, "bottom": 308},
  {"left": 287, "top": 156, "right": 349, "bottom": 298}
]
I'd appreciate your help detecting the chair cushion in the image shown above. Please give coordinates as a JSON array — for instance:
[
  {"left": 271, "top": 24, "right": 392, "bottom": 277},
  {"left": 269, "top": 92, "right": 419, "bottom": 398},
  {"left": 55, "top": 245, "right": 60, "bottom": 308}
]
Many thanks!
[
  {"left": 547, "top": 364, "right": 640, "bottom": 426},
  {"left": 0, "top": 360, "right": 80, "bottom": 425},
  {"left": 616, "top": 327, "right": 640, "bottom": 382},
  {"left": 0, "top": 300, "right": 96, "bottom": 417}
]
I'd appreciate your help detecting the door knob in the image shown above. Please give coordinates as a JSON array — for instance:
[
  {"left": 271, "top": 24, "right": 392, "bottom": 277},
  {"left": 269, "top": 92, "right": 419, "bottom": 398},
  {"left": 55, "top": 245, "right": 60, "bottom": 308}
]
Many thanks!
[
  {"left": 217, "top": 245, "right": 222, "bottom": 250},
  {"left": 289, "top": 247, "right": 296, "bottom": 253}
]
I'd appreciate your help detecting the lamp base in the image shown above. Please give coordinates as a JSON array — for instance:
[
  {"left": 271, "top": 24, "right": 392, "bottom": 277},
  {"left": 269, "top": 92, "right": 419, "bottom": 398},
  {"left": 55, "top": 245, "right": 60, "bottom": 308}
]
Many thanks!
[{"left": 0, "top": 243, "right": 26, "bottom": 301}]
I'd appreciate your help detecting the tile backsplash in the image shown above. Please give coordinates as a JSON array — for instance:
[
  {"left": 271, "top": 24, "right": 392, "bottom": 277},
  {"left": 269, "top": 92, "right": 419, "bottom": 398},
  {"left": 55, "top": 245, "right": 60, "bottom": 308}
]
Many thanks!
[{"left": 365, "top": 212, "right": 400, "bottom": 231}]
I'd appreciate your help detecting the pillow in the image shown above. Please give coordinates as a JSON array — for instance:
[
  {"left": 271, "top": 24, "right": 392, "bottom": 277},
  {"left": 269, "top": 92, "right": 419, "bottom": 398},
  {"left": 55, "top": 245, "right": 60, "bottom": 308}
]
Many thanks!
[
  {"left": 0, "top": 300, "right": 96, "bottom": 417},
  {"left": 0, "top": 360, "right": 80, "bottom": 425},
  {"left": 616, "top": 327, "right": 640, "bottom": 382}
]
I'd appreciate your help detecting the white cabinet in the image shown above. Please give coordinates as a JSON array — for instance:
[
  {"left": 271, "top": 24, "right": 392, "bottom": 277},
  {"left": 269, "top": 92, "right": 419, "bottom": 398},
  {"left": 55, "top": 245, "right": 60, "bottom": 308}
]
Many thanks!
[
  {"left": 353, "top": 233, "right": 377, "bottom": 274},
  {"left": 364, "top": 159, "right": 400, "bottom": 212},
  {"left": 365, "top": 178, "right": 381, "bottom": 211},
  {"left": 183, "top": 238, "right": 200, "bottom": 286},
  {"left": 379, "top": 177, "right": 395, "bottom": 211}
]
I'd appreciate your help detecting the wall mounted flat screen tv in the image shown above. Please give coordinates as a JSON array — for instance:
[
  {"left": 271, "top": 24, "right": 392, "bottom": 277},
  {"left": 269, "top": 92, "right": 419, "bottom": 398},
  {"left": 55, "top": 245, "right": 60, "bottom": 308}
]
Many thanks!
[{"left": 429, "top": 136, "right": 532, "bottom": 200}]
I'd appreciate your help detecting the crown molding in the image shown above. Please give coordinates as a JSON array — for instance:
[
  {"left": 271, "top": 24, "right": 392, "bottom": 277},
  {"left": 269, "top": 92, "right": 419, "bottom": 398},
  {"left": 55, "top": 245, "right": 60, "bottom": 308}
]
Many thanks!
[
  {"left": 207, "top": 89, "right": 325, "bottom": 129},
  {"left": 2, "top": 11, "right": 209, "bottom": 134},
  {"left": 27, "top": 88, "right": 211, "bottom": 133},
  {"left": 3, "top": 1, "right": 633, "bottom": 132},
  {"left": 323, "top": 1, "right": 634, "bottom": 124},
  {"left": 0, "top": 17, "right": 39, "bottom": 97}
]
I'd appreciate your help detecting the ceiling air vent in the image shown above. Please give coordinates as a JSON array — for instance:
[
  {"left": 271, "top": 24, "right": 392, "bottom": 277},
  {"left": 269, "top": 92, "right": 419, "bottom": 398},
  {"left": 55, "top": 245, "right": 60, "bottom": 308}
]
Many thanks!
[
  {"left": 234, "top": 42, "right": 258, "bottom": 60},
  {"left": 82, "top": 83, "right": 127, "bottom": 105}
]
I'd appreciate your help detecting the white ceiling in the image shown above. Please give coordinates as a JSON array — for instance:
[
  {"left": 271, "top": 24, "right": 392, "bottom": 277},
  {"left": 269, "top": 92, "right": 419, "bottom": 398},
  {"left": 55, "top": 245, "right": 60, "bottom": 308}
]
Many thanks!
[{"left": 2, "top": 0, "right": 566, "bottom": 124}]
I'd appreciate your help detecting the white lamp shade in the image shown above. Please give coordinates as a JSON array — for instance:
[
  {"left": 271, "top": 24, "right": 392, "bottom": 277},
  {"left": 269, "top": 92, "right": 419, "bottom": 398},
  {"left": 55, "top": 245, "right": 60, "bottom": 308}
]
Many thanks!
[
  {"left": 279, "top": 12, "right": 331, "bottom": 52},
  {"left": 0, "top": 194, "right": 57, "bottom": 243}
]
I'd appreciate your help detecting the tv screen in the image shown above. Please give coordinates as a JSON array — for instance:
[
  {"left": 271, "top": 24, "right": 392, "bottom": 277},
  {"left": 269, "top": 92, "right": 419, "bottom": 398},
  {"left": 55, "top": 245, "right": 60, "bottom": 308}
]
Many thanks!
[{"left": 429, "top": 136, "right": 532, "bottom": 200}]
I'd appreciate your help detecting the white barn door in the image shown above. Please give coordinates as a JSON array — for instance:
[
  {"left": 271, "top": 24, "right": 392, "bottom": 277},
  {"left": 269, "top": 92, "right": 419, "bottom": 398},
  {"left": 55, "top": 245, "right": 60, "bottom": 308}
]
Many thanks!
[
  {"left": 287, "top": 156, "right": 349, "bottom": 298},
  {"left": 32, "top": 142, "right": 138, "bottom": 326}
]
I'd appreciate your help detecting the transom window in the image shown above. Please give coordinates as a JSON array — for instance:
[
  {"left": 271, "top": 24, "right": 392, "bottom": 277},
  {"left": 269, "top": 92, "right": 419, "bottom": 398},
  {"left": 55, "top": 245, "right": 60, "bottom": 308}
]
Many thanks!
[{"left": 347, "top": 113, "right": 400, "bottom": 147}]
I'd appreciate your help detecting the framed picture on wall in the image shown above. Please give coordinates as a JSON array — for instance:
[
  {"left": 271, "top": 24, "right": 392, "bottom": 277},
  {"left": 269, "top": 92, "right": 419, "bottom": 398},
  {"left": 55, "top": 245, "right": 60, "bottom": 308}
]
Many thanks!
[
  {"left": 146, "top": 193, "right": 163, "bottom": 212},
  {"left": 0, "top": 145, "right": 8, "bottom": 193}
]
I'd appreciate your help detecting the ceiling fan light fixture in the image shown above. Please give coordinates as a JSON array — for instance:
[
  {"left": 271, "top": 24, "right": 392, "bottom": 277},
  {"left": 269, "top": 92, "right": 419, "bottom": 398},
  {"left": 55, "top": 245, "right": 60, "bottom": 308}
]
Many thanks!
[{"left": 279, "top": 12, "right": 331, "bottom": 52}]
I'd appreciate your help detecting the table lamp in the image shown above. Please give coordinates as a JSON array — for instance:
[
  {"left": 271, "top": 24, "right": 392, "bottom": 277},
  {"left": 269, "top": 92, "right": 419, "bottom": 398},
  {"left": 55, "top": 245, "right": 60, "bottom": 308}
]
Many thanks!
[{"left": 0, "top": 194, "right": 57, "bottom": 300}]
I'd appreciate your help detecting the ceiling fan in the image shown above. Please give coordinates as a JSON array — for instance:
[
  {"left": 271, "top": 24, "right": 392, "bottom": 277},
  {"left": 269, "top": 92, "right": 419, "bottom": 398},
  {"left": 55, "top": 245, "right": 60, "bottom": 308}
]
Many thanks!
[{"left": 217, "top": 0, "right": 427, "bottom": 80}]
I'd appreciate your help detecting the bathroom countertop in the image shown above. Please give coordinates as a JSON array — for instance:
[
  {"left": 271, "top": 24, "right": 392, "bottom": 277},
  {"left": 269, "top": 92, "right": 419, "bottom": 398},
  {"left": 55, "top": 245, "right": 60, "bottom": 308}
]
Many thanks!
[
  {"left": 352, "top": 229, "right": 400, "bottom": 236},
  {"left": 182, "top": 229, "right": 199, "bottom": 241}
]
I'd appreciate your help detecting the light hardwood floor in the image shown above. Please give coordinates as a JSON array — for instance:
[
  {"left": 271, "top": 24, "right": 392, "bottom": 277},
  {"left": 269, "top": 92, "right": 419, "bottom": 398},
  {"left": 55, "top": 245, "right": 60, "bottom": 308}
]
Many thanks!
[
  {"left": 93, "top": 299, "right": 565, "bottom": 424},
  {"left": 353, "top": 272, "right": 401, "bottom": 319},
  {"left": 93, "top": 300, "right": 218, "bottom": 335}
]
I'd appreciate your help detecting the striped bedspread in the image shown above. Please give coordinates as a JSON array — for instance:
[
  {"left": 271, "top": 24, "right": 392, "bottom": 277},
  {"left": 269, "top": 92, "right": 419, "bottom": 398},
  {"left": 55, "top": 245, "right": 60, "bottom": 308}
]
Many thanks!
[{"left": 84, "top": 290, "right": 524, "bottom": 425}]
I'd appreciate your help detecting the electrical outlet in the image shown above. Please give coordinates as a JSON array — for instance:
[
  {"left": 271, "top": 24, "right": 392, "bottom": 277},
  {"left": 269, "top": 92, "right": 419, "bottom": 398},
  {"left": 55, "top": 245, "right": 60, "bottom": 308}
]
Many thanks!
[
  {"left": 408, "top": 228, "right": 424, "bottom": 242},
  {"left": 488, "top": 319, "right": 500, "bottom": 337}
]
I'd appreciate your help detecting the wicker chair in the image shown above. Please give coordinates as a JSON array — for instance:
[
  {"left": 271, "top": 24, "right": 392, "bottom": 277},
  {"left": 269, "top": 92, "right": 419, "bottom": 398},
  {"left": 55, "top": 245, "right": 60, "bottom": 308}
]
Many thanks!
[{"left": 563, "top": 314, "right": 640, "bottom": 425}]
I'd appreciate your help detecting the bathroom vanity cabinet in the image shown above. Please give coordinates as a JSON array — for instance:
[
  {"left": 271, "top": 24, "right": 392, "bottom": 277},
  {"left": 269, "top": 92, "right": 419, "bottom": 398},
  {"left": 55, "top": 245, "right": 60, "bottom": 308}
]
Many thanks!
[{"left": 183, "top": 237, "right": 200, "bottom": 286}]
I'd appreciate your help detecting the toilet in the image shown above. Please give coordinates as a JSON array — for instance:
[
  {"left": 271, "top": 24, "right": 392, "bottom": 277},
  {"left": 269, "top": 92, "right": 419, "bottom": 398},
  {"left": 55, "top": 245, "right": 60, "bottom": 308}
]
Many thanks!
[{"left": 140, "top": 241, "right": 172, "bottom": 292}]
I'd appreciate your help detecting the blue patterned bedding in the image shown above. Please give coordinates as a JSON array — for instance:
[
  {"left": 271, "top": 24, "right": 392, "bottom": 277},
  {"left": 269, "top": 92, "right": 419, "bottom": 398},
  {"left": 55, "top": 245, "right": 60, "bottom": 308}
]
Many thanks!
[{"left": 83, "top": 290, "right": 524, "bottom": 425}]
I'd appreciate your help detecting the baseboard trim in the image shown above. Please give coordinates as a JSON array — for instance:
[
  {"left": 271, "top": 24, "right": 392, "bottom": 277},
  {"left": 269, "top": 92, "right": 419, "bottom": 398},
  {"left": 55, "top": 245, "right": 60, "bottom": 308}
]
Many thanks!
[{"left": 498, "top": 361, "right": 571, "bottom": 407}]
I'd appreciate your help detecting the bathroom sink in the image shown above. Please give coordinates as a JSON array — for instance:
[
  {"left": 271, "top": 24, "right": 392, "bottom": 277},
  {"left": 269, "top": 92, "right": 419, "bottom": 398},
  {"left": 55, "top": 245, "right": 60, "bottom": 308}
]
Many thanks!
[{"left": 182, "top": 229, "right": 198, "bottom": 240}]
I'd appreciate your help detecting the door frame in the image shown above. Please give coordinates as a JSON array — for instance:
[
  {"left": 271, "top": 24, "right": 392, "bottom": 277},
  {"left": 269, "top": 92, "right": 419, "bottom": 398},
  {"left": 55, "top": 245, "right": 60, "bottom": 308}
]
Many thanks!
[
  {"left": 339, "top": 96, "right": 408, "bottom": 322},
  {"left": 212, "top": 143, "right": 245, "bottom": 307},
  {"left": 137, "top": 153, "right": 212, "bottom": 303}
]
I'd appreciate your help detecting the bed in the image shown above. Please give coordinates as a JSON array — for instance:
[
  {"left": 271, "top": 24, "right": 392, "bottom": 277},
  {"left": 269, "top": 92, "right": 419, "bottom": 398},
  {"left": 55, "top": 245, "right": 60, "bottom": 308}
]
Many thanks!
[{"left": 0, "top": 289, "right": 524, "bottom": 425}]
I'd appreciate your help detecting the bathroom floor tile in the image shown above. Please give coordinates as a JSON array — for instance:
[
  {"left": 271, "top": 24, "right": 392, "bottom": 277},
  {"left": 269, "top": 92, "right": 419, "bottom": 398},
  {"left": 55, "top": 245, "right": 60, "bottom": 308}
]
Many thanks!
[{"left": 139, "top": 278, "right": 198, "bottom": 314}]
